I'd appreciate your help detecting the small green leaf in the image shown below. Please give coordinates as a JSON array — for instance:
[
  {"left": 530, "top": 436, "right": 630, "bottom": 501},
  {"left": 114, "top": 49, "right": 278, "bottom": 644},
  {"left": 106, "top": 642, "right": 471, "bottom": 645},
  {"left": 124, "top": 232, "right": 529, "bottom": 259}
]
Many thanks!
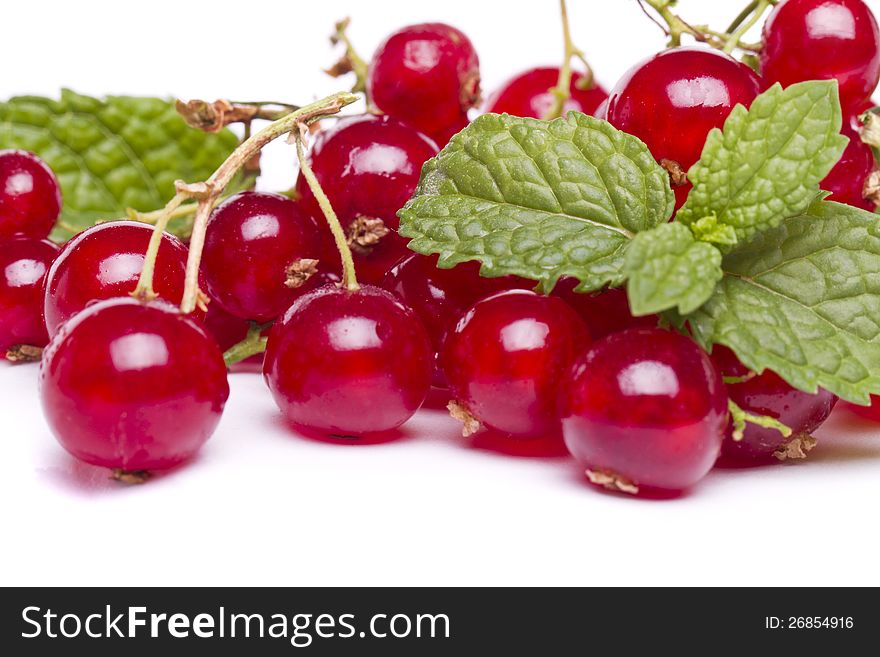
[
  {"left": 0, "top": 89, "right": 240, "bottom": 239},
  {"left": 624, "top": 223, "right": 723, "bottom": 316},
  {"left": 677, "top": 81, "right": 849, "bottom": 243},
  {"left": 691, "top": 200, "right": 880, "bottom": 404},
  {"left": 690, "top": 213, "right": 738, "bottom": 246},
  {"left": 399, "top": 111, "right": 674, "bottom": 291}
]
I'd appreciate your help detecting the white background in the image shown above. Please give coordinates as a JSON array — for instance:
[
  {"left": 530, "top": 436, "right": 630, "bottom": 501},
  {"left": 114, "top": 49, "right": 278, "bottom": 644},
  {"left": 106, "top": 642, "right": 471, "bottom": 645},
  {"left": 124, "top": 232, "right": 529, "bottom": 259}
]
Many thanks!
[{"left": 2, "top": 0, "right": 880, "bottom": 587}]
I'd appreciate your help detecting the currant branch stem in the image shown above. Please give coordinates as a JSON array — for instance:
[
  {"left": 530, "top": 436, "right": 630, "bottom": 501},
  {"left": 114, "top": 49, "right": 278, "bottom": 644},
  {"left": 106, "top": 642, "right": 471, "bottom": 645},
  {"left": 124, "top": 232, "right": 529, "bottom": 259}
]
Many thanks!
[
  {"left": 639, "top": 0, "right": 766, "bottom": 52},
  {"left": 546, "top": 0, "right": 594, "bottom": 120},
  {"left": 178, "top": 92, "right": 359, "bottom": 313},
  {"left": 295, "top": 133, "right": 359, "bottom": 291},
  {"left": 130, "top": 92, "right": 357, "bottom": 313},
  {"left": 723, "top": 0, "right": 771, "bottom": 54}
]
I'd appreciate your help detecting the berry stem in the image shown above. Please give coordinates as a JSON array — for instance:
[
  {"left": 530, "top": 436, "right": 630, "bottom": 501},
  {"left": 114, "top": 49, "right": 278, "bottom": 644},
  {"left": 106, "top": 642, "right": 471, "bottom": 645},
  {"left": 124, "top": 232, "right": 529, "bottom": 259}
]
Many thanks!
[
  {"left": 327, "top": 18, "right": 370, "bottom": 99},
  {"left": 728, "top": 399, "right": 792, "bottom": 442},
  {"left": 223, "top": 323, "right": 270, "bottom": 366},
  {"left": 132, "top": 192, "right": 189, "bottom": 301},
  {"left": 546, "top": 0, "right": 594, "bottom": 120},
  {"left": 175, "top": 92, "right": 359, "bottom": 313},
  {"left": 722, "top": 0, "right": 771, "bottom": 54},
  {"left": 295, "top": 132, "right": 360, "bottom": 291}
]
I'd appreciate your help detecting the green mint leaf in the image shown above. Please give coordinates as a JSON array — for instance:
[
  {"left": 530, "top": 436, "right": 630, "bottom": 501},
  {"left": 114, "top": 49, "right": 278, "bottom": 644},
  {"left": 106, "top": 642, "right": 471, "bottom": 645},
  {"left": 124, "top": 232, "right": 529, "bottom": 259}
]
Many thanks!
[
  {"left": 0, "top": 89, "right": 240, "bottom": 239},
  {"left": 624, "top": 223, "right": 723, "bottom": 316},
  {"left": 677, "top": 81, "right": 848, "bottom": 243},
  {"left": 690, "top": 213, "right": 738, "bottom": 246},
  {"left": 398, "top": 111, "right": 674, "bottom": 291},
  {"left": 690, "top": 200, "right": 880, "bottom": 405}
]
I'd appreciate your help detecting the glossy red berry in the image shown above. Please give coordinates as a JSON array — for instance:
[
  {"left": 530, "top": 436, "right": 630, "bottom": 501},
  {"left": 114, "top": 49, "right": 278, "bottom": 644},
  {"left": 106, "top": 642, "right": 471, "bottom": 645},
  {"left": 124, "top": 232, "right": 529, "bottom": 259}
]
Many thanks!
[
  {"left": 761, "top": 0, "right": 880, "bottom": 112},
  {"left": 40, "top": 298, "right": 229, "bottom": 473},
  {"left": 0, "top": 238, "right": 59, "bottom": 357},
  {"left": 0, "top": 150, "right": 62, "bottom": 240},
  {"left": 43, "top": 221, "right": 192, "bottom": 336},
  {"left": 560, "top": 329, "right": 728, "bottom": 493},
  {"left": 381, "top": 254, "right": 530, "bottom": 384},
  {"left": 201, "top": 191, "right": 320, "bottom": 322},
  {"left": 606, "top": 47, "right": 761, "bottom": 209},
  {"left": 443, "top": 290, "right": 590, "bottom": 438},
  {"left": 295, "top": 114, "right": 438, "bottom": 284},
  {"left": 822, "top": 119, "right": 877, "bottom": 210},
  {"left": 367, "top": 23, "right": 480, "bottom": 145},
  {"left": 485, "top": 67, "right": 607, "bottom": 119},
  {"left": 264, "top": 284, "right": 432, "bottom": 437},
  {"left": 551, "top": 278, "right": 657, "bottom": 340},
  {"left": 711, "top": 346, "right": 837, "bottom": 462}
]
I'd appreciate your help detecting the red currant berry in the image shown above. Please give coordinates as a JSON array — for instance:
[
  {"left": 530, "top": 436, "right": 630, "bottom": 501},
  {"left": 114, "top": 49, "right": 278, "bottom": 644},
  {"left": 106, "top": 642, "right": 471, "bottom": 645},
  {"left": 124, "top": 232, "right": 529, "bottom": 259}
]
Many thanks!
[
  {"left": 381, "top": 254, "right": 530, "bottom": 385},
  {"left": 40, "top": 298, "right": 229, "bottom": 473},
  {"left": 367, "top": 23, "right": 480, "bottom": 145},
  {"left": 201, "top": 192, "right": 320, "bottom": 322},
  {"left": 442, "top": 289, "right": 590, "bottom": 438},
  {"left": 0, "top": 150, "right": 62, "bottom": 240},
  {"left": 761, "top": 0, "right": 880, "bottom": 112},
  {"left": 846, "top": 395, "right": 880, "bottom": 420},
  {"left": 593, "top": 97, "right": 609, "bottom": 120},
  {"left": 44, "top": 221, "right": 193, "bottom": 336},
  {"left": 560, "top": 329, "right": 728, "bottom": 493},
  {"left": 264, "top": 284, "right": 432, "bottom": 437},
  {"left": 606, "top": 47, "right": 761, "bottom": 210},
  {"left": 0, "top": 237, "right": 59, "bottom": 358},
  {"left": 551, "top": 278, "right": 657, "bottom": 340},
  {"left": 822, "top": 121, "right": 877, "bottom": 210},
  {"left": 711, "top": 346, "right": 837, "bottom": 462},
  {"left": 295, "top": 114, "right": 438, "bottom": 284},
  {"left": 485, "top": 67, "right": 607, "bottom": 119},
  {"left": 424, "top": 113, "right": 471, "bottom": 148}
]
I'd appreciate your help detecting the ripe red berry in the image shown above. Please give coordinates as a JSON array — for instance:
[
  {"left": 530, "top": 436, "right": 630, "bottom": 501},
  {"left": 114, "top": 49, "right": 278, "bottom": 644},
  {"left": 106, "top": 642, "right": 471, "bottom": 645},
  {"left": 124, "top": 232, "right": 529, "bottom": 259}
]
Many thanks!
[
  {"left": 0, "top": 150, "right": 62, "bottom": 241},
  {"left": 43, "top": 221, "right": 193, "bottom": 336},
  {"left": 551, "top": 278, "right": 657, "bottom": 340},
  {"left": 711, "top": 346, "right": 837, "bottom": 462},
  {"left": 381, "top": 254, "right": 530, "bottom": 385},
  {"left": 264, "top": 284, "right": 432, "bottom": 437},
  {"left": 295, "top": 114, "right": 438, "bottom": 284},
  {"left": 367, "top": 23, "right": 480, "bottom": 145},
  {"left": 201, "top": 191, "right": 321, "bottom": 322},
  {"left": 40, "top": 298, "right": 229, "bottom": 473},
  {"left": 442, "top": 289, "right": 590, "bottom": 438},
  {"left": 559, "top": 329, "right": 728, "bottom": 493},
  {"left": 0, "top": 237, "right": 59, "bottom": 358},
  {"left": 606, "top": 47, "right": 761, "bottom": 209},
  {"left": 822, "top": 119, "right": 877, "bottom": 210},
  {"left": 485, "top": 67, "right": 607, "bottom": 119},
  {"left": 846, "top": 395, "right": 880, "bottom": 420},
  {"left": 761, "top": 0, "right": 880, "bottom": 112}
]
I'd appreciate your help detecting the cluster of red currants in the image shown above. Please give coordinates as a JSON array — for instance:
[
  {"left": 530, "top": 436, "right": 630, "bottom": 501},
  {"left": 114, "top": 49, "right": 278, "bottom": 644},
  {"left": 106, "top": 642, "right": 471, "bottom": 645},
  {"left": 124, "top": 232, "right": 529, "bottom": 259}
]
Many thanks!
[{"left": 1, "top": 0, "right": 878, "bottom": 495}]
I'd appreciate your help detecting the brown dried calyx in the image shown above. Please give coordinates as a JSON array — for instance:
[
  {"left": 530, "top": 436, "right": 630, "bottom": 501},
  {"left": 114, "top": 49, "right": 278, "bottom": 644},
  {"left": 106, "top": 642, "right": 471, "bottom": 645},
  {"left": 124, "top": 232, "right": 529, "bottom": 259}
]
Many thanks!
[
  {"left": 285, "top": 258, "right": 319, "bottom": 288},
  {"left": 347, "top": 216, "right": 390, "bottom": 254},
  {"left": 862, "top": 170, "right": 880, "bottom": 209},
  {"left": 773, "top": 434, "right": 818, "bottom": 461},
  {"left": 5, "top": 344, "right": 43, "bottom": 363},
  {"left": 448, "top": 401, "right": 482, "bottom": 437},
  {"left": 111, "top": 469, "right": 151, "bottom": 485},
  {"left": 660, "top": 159, "right": 688, "bottom": 187},
  {"left": 586, "top": 469, "right": 639, "bottom": 495},
  {"left": 460, "top": 71, "right": 483, "bottom": 111}
]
